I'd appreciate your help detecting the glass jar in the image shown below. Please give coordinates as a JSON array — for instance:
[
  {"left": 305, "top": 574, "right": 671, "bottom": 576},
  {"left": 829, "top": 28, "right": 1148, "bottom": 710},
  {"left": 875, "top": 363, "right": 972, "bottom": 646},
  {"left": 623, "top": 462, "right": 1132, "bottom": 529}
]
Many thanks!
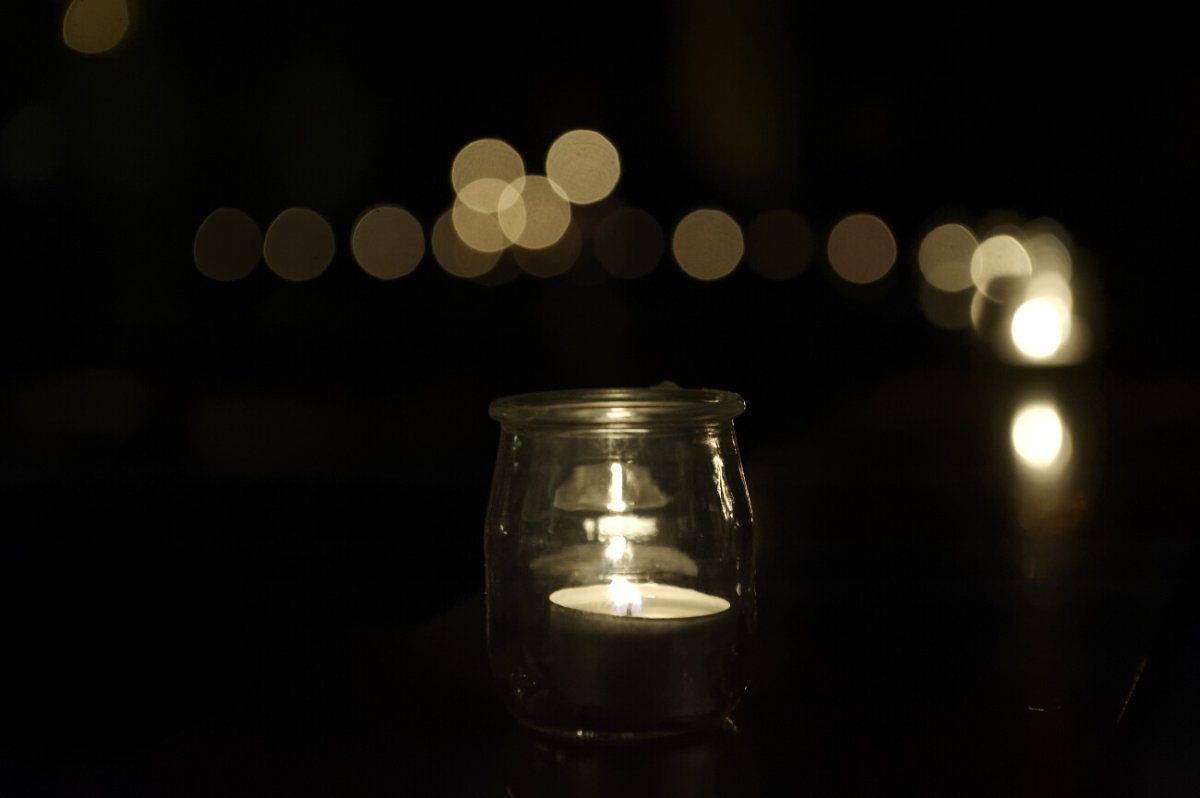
[{"left": 484, "top": 387, "right": 755, "bottom": 741}]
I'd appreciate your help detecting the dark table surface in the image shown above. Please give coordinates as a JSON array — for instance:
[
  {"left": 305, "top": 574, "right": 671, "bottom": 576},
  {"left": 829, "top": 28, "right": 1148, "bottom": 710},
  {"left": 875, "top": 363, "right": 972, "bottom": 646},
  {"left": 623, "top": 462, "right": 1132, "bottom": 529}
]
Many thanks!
[{"left": 3, "top": 368, "right": 1197, "bottom": 797}]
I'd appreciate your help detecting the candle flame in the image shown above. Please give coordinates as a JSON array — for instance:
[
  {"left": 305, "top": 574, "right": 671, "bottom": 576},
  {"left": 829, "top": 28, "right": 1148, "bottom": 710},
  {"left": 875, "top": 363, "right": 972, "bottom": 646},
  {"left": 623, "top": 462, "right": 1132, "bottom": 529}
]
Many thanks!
[{"left": 606, "top": 576, "right": 643, "bottom": 617}]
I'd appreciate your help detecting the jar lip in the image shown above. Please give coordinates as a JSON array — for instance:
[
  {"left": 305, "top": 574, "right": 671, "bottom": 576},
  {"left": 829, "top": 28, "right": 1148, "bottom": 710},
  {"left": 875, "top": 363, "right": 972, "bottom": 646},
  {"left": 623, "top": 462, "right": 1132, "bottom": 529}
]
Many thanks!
[{"left": 489, "top": 387, "right": 745, "bottom": 428}]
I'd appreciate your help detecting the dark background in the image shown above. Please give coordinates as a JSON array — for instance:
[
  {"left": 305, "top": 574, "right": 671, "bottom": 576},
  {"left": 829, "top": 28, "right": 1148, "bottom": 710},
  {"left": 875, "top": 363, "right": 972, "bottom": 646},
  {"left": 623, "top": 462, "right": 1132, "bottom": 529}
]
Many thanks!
[{"left": 2, "top": 2, "right": 1198, "bottom": 795}]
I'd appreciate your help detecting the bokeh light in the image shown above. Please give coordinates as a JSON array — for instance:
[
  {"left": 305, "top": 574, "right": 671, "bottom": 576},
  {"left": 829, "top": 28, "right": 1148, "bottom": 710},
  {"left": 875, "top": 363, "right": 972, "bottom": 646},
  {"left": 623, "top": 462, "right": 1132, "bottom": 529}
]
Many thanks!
[
  {"left": 498, "top": 176, "right": 572, "bottom": 250},
  {"left": 1011, "top": 297, "right": 1071, "bottom": 360},
  {"left": 513, "top": 221, "right": 582, "bottom": 278},
  {"left": 672, "top": 209, "right": 743, "bottom": 281},
  {"left": 63, "top": 0, "right": 130, "bottom": 55},
  {"left": 350, "top": 205, "right": 424, "bottom": 280},
  {"left": 971, "top": 234, "right": 1032, "bottom": 298},
  {"left": 452, "top": 139, "right": 524, "bottom": 212},
  {"left": 1, "top": 106, "right": 66, "bottom": 182},
  {"left": 971, "top": 289, "right": 997, "bottom": 332},
  {"left": 745, "top": 209, "right": 814, "bottom": 280},
  {"left": 194, "top": 208, "right": 262, "bottom": 282},
  {"left": 918, "top": 223, "right": 977, "bottom": 292},
  {"left": 263, "top": 208, "right": 336, "bottom": 282},
  {"left": 452, "top": 195, "right": 511, "bottom": 253},
  {"left": 595, "top": 208, "right": 664, "bottom": 279},
  {"left": 431, "top": 210, "right": 500, "bottom": 279},
  {"left": 545, "top": 129, "right": 621, "bottom": 205},
  {"left": 1012, "top": 402, "right": 1070, "bottom": 471},
  {"left": 1025, "top": 230, "right": 1073, "bottom": 282},
  {"left": 826, "top": 213, "right": 896, "bottom": 285},
  {"left": 457, "top": 178, "right": 511, "bottom": 214},
  {"left": 1026, "top": 270, "right": 1074, "bottom": 308}
]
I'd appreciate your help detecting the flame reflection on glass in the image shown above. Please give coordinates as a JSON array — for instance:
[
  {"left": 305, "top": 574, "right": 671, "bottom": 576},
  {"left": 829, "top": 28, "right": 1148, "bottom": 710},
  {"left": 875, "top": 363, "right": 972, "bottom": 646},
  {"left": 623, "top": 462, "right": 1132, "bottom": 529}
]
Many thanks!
[
  {"left": 607, "top": 462, "right": 627, "bottom": 512},
  {"left": 604, "top": 535, "right": 628, "bottom": 563},
  {"left": 597, "top": 514, "right": 657, "bottom": 540}
]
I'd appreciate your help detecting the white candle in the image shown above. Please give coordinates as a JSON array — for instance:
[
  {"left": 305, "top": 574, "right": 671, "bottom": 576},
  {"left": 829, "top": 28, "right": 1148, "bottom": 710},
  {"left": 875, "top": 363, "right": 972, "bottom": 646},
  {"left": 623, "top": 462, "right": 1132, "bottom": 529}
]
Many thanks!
[
  {"left": 549, "top": 579, "right": 730, "bottom": 619},
  {"left": 545, "top": 578, "right": 737, "bottom": 732}
]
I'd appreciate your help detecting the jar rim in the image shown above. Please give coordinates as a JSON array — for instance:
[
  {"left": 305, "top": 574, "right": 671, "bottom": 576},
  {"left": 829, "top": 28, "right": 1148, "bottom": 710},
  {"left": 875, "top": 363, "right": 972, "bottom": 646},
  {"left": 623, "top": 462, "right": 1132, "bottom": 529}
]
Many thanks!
[{"left": 489, "top": 386, "right": 745, "bottom": 428}]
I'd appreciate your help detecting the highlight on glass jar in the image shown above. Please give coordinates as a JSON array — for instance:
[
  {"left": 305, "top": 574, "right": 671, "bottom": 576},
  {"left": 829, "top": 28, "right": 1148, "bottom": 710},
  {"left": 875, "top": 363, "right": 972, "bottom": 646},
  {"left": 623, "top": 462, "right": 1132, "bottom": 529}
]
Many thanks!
[{"left": 484, "top": 387, "right": 756, "bottom": 741}]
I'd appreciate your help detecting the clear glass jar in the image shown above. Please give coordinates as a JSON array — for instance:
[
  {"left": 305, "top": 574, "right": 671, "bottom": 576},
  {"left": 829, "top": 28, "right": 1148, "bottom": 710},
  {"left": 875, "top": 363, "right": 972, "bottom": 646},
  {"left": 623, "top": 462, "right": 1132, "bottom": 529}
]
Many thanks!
[{"left": 484, "top": 387, "right": 755, "bottom": 741}]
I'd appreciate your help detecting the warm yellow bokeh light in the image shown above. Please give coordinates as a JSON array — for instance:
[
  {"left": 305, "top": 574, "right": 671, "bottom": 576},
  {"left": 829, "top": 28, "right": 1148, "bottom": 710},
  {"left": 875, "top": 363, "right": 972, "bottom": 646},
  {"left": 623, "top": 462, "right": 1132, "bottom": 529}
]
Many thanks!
[
  {"left": 1025, "top": 231, "right": 1073, "bottom": 281},
  {"left": 1011, "top": 403, "right": 1069, "bottom": 470},
  {"left": 350, "top": 205, "right": 424, "bottom": 280},
  {"left": 194, "top": 208, "right": 262, "bottom": 282},
  {"left": 456, "top": 177, "right": 511, "bottom": 214},
  {"left": 1027, "top": 271, "right": 1073, "bottom": 309},
  {"left": 498, "top": 176, "right": 572, "bottom": 250},
  {"left": 545, "top": 129, "right": 621, "bottom": 205},
  {"left": 63, "top": 0, "right": 129, "bottom": 55},
  {"left": 451, "top": 139, "right": 524, "bottom": 211},
  {"left": 918, "top": 223, "right": 977, "bottom": 292},
  {"left": 263, "top": 208, "right": 335, "bottom": 282},
  {"left": 971, "top": 234, "right": 1032, "bottom": 298},
  {"left": 826, "top": 213, "right": 896, "bottom": 285},
  {"left": 452, "top": 196, "right": 510, "bottom": 253},
  {"left": 595, "top": 208, "right": 664, "bottom": 279},
  {"left": 672, "top": 209, "right": 744, "bottom": 281},
  {"left": 746, "top": 210, "right": 814, "bottom": 280},
  {"left": 1011, "top": 297, "right": 1071, "bottom": 360},
  {"left": 431, "top": 210, "right": 500, "bottom": 278},
  {"left": 514, "top": 221, "right": 582, "bottom": 279}
]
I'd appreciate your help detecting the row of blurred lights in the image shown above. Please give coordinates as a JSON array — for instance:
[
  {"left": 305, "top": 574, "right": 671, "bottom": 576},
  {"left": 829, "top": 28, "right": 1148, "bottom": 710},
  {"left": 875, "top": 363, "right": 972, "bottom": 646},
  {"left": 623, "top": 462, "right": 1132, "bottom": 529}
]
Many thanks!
[
  {"left": 48, "top": 1, "right": 1096, "bottom": 371},
  {"left": 194, "top": 129, "right": 829, "bottom": 286},
  {"left": 194, "top": 200, "right": 822, "bottom": 284},
  {"left": 195, "top": 130, "right": 1088, "bottom": 366}
]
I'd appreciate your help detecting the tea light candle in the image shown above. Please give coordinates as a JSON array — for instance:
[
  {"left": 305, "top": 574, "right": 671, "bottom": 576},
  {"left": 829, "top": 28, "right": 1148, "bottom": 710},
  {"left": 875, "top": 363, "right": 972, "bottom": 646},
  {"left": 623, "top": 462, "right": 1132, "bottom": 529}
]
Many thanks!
[{"left": 546, "top": 578, "right": 736, "bottom": 729}]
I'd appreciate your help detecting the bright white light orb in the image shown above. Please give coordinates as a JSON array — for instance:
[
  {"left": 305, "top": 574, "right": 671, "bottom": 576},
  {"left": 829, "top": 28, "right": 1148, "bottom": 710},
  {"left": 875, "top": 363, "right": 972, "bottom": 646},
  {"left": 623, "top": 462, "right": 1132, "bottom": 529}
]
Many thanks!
[
  {"left": 1011, "top": 297, "right": 1069, "bottom": 359},
  {"left": 1011, "top": 404, "right": 1066, "bottom": 469}
]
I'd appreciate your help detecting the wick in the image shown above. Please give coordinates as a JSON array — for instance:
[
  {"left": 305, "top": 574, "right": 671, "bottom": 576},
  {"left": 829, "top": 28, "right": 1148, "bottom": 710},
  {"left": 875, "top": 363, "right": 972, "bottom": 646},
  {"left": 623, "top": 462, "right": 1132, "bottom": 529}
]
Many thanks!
[{"left": 625, "top": 606, "right": 632, "bottom": 617}]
